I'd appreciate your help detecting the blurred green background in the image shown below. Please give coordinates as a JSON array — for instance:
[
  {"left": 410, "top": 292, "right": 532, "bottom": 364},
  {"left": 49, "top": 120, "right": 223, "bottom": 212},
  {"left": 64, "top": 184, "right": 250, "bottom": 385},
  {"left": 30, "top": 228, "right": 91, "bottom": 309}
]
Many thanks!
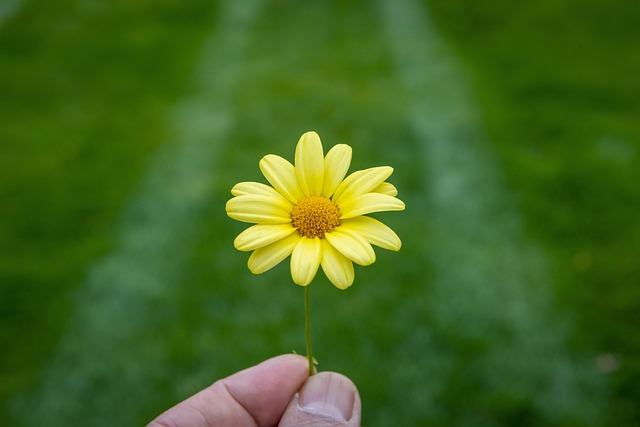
[{"left": 1, "top": 0, "right": 638, "bottom": 425}]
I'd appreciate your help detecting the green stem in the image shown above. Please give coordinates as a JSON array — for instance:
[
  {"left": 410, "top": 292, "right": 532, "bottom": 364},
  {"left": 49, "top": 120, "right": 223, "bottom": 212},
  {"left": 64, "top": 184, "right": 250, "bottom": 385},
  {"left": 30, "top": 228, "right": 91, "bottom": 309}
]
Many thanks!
[{"left": 304, "top": 284, "right": 314, "bottom": 376}]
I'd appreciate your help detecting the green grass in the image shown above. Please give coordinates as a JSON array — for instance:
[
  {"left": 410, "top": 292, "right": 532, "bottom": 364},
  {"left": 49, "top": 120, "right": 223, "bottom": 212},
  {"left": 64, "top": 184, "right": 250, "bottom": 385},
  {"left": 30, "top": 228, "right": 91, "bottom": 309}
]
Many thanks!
[
  {"left": 1, "top": 0, "right": 639, "bottom": 426},
  {"left": 427, "top": 0, "right": 640, "bottom": 423},
  {"left": 0, "top": 0, "right": 219, "bottom": 418}
]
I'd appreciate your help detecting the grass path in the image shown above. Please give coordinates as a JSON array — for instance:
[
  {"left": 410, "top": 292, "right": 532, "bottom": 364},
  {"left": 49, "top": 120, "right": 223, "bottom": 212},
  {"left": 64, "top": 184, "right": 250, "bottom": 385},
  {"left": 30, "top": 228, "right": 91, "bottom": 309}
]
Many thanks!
[
  {"left": 379, "top": 0, "right": 603, "bottom": 424},
  {"left": 10, "top": 2, "right": 261, "bottom": 425}
]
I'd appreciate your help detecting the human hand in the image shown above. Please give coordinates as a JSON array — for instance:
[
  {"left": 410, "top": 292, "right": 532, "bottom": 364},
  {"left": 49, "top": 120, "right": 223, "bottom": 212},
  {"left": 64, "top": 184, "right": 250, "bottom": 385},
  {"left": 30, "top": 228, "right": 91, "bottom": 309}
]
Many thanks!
[{"left": 147, "top": 354, "right": 361, "bottom": 427}]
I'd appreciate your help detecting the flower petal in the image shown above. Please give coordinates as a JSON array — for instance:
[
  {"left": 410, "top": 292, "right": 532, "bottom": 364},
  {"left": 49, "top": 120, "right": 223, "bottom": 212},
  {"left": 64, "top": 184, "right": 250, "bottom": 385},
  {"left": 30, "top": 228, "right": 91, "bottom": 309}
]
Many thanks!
[
  {"left": 290, "top": 236, "right": 321, "bottom": 286},
  {"left": 339, "top": 217, "right": 402, "bottom": 251},
  {"left": 226, "top": 195, "right": 292, "bottom": 224},
  {"left": 295, "top": 131, "right": 325, "bottom": 196},
  {"left": 259, "top": 154, "right": 305, "bottom": 204},
  {"left": 321, "top": 144, "right": 352, "bottom": 198},
  {"left": 332, "top": 166, "right": 394, "bottom": 205},
  {"left": 234, "top": 224, "right": 297, "bottom": 252},
  {"left": 248, "top": 233, "right": 300, "bottom": 274},
  {"left": 231, "top": 181, "right": 285, "bottom": 198},
  {"left": 320, "top": 239, "right": 354, "bottom": 290},
  {"left": 371, "top": 181, "right": 398, "bottom": 197},
  {"left": 339, "top": 193, "right": 405, "bottom": 219},
  {"left": 325, "top": 227, "right": 376, "bottom": 266}
]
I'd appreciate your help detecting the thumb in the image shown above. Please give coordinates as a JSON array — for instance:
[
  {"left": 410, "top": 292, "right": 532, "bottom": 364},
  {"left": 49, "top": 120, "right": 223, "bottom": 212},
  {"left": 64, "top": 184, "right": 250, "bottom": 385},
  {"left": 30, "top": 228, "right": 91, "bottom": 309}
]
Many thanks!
[{"left": 279, "top": 371, "right": 361, "bottom": 427}]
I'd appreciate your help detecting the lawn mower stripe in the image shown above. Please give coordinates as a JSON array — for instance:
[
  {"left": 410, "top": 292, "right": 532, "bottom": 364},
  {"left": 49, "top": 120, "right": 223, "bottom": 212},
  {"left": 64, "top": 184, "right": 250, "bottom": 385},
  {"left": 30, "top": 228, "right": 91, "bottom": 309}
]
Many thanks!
[
  {"left": 12, "top": 2, "right": 262, "bottom": 425},
  {"left": 379, "top": 0, "right": 601, "bottom": 422}
]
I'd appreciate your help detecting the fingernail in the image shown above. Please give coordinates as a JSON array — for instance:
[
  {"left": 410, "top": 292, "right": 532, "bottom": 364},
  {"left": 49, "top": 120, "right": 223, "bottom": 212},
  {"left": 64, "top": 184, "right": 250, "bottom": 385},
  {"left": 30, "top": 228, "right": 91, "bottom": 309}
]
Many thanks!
[{"left": 298, "top": 372, "right": 355, "bottom": 423}]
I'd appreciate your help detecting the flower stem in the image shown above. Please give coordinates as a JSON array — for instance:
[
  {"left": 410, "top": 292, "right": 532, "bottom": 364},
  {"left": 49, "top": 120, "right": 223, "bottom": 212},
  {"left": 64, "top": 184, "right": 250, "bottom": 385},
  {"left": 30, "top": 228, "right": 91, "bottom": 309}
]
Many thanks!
[{"left": 304, "top": 284, "right": 314, "bottom": 376}]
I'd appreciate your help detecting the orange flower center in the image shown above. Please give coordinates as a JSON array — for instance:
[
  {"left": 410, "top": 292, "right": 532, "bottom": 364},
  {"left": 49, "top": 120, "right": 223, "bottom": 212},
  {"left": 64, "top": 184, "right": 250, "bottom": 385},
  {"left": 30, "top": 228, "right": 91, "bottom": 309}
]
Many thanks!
[{"left": 291, "top": 196, "right": 341, "bottom": 238}]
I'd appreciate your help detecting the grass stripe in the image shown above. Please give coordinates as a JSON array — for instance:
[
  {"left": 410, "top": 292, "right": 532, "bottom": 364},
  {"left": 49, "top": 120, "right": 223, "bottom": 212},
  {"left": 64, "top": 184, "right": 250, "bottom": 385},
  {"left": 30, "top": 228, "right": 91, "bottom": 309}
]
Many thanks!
[
  {"left": 10, "top": 2, "right": 261, "bottom": 426},
  {"left": 380, "top": 0, "right": 603, "bottom": 424}
]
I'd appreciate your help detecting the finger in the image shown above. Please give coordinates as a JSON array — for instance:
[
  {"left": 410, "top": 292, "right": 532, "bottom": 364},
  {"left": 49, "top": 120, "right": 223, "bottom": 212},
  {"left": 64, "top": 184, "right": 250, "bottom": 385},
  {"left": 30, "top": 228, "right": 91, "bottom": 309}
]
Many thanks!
[
  {"left": 147, "top": 354, "right": 309, "bottom": 427},
  {"left": 279, "top": 371, "right": 361, "bottom": 427}
]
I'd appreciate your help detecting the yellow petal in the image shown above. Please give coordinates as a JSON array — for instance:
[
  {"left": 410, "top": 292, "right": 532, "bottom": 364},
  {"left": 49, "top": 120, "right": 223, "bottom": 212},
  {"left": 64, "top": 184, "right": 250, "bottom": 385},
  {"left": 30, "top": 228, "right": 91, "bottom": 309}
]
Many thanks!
[
  {"left": 332, "top": 166, "right": 394, "bottom": 205},
  {"left": 226, "top": 195, "right": 292, "bottom": 224},
  {"left": 234, "top": 224, "right": 297, "bottom": 252},
  {"left": 371, "top": 181, "right": 398, "bottom": 197},
  {"left": 321, "top": 144, "right": 352, "bottom": 198},
  {"left": 320, "top": 239, "right": 354, "bottom": 290},
  {"left": 295, "top": 131, "right": 325, "bottom": 196},
  {"left": 231, "top": 181, "right": 285, "bottom": 198},
  {"left": 248, "top": 233, "right": 300, "bottom": 274},
  {"left": 339, "top": 193, "right": 405, "bottom": 219},
  {"left": 259, "top": 154, "right": 305, "bottom": 204},
  {"left": 324, "top": 227, "right": 376, "bottom": 266},
  {"left": 290, "top": 236, "right": 321, "bottom": 286},
  {"left": 339, "top": 217, "right": 402, "bottom": 251}
]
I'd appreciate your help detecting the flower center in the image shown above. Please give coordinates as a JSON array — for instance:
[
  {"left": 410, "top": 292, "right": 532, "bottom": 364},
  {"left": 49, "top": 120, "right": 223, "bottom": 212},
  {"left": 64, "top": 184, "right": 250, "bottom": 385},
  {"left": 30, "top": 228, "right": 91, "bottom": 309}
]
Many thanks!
[{"left": 291, "top": 196, "right": 341, "bottom": 239}]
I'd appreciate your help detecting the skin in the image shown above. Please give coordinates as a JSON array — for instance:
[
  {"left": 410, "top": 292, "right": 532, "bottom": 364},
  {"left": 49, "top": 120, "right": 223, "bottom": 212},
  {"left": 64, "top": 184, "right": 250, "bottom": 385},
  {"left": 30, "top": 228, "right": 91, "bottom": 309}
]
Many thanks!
[{"left": 147, "top": 354, "right": 361, "bottom": 427}]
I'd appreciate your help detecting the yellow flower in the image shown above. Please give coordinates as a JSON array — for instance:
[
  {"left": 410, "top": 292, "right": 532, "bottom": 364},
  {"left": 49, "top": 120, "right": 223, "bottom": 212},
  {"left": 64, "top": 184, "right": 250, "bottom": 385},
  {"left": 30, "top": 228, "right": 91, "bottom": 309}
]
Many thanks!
[{"left": 226, "top": 131, "right": 405, "bottom": 289}]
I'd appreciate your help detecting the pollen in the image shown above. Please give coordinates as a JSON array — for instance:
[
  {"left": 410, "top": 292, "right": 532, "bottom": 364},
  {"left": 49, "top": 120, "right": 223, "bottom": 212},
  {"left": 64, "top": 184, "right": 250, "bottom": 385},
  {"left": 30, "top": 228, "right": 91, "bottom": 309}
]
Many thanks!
[{"left": 291, "top": 195, "right": 341, "bottom": 238}]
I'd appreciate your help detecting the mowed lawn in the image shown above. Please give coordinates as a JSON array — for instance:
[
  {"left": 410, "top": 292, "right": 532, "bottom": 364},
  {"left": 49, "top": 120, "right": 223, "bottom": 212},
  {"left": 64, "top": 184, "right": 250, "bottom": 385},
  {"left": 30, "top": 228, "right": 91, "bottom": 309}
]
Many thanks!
[{"left": 1, "top": 1, "right": 638, "bottom": 426}]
